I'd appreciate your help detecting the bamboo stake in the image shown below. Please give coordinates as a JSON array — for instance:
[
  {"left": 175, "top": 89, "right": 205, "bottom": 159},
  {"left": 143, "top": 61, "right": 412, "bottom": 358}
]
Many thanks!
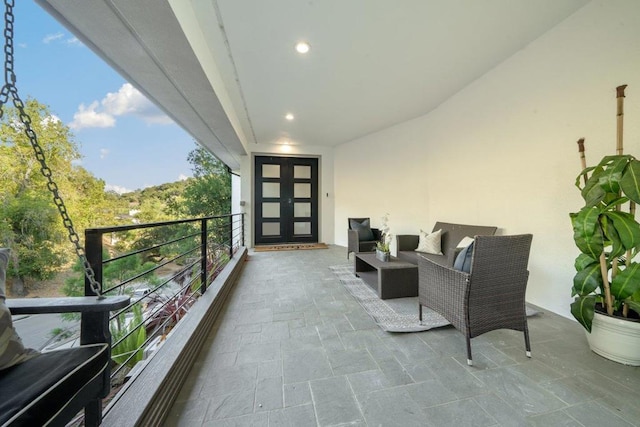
[
  {"left": 599, "top": 252, "right": 614, "bottom": 315},
  {"left": 577, "top": 138, "right": 588, "bottom": 185},
  {"left": 616, "top": 85, "right": 627, "bottom": 155},
  {"left": 612, "top": 86, "right": 628, "bottom": 280},
  {"left": 617, "top": 84, "right": 633, "bottom": 317}
]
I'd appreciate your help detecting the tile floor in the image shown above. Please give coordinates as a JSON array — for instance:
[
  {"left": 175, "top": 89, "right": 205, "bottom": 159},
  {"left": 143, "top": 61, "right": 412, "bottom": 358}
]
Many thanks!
[{"left": 164, "top": 245, "right": 640, "bottom": 427}]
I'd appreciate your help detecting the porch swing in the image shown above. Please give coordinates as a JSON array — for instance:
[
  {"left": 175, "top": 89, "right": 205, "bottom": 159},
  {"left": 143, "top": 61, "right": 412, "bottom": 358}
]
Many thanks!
[{"left": 0, "top": 1, "right": 129, "bottom": 425}]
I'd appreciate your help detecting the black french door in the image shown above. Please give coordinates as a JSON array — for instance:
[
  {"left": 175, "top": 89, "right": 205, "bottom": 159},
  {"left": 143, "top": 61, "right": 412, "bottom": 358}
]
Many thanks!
[{"left": 254, "top": 156, "right": 319, "bottom": 245}]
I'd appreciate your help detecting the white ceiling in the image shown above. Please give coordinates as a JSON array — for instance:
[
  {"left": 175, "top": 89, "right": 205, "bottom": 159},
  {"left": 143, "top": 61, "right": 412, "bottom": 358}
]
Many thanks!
[{"left": 35, "top": 0, "right": 589, "bottom": 170}]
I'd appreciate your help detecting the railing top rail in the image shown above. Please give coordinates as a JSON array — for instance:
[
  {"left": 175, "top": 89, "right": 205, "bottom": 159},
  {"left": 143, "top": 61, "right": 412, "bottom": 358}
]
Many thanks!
[{"left": 85, "top": 213, "right": 243, "bottom": 234}]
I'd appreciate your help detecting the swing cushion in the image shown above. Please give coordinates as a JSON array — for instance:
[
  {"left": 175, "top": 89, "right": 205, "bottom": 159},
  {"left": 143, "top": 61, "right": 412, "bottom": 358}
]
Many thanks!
[
  {"left": 0, "top": 248, "right": 38, "bottom": 371},
  {"left": 0, "top": 343, "right": 109, "bottom": 426}
]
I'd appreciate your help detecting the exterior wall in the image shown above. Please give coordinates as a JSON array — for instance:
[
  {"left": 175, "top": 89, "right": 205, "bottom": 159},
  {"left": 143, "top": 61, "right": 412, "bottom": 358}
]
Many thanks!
[
  {"left": 334, "top": 0, "right": 640, "bottom": 318},
  {"left": 240, "top": 143, "right": 335, "bottom": 248}
]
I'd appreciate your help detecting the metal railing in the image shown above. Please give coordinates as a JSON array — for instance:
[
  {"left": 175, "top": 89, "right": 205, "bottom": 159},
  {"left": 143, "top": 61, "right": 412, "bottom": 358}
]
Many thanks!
[{"left": 83, "top": 213, "right": 244, "bottom": 381}]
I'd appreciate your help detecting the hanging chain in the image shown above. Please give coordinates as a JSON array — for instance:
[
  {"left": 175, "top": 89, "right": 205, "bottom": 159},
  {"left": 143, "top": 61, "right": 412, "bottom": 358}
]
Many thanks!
[{"left": 1, "top": 0, "right": 103, "bottom": 297}]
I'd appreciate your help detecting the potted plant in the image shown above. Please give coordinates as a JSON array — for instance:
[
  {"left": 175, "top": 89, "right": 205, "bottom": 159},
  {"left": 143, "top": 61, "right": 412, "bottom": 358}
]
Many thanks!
[
  {"left": 570, "top": 85, "right": 640, "bottom": 365},
  {"left": 375, "top": 213, "right": 392, "bottom": 262}
]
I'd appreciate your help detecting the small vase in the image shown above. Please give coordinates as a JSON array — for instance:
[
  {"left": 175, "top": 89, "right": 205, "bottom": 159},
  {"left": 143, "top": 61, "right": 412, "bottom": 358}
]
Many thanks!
[{"left": 376, "top": 249, "right": 390, "bottom": 262}]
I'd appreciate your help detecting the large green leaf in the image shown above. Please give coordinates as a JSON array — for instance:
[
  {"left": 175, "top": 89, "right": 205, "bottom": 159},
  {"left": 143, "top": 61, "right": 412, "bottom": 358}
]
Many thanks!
[
  {"left": 581, "top": 168, "right": 606, "bottom": 206},
  {"left": 572, "top": 264, "right": 602, "bottom": 296},
  {"left": 570, "top": 207, "right": 603, "bottom": 259},
  {"left": 598, "top": 157, "right": 628, "bottom": 193},
  {"left": 610, "top": 262, "right": 640, "bottom": 301},
  {"left": 570, "top": 296, "right": 596, "bottom": 332},
  {"left": 621, "top": 159, "right": 640, "bottom": 204},
  {"left": 604, "top": 211, "right": 640, "bottom": 250},
  {"left": 574, "top": 254, "right": 597, "bottom": 271},
  {"left": 575, "top": 165, "right": 598, "bottom": 189},
  {"left": 601, "top": 215, "right": 625, "bottom": 260}
]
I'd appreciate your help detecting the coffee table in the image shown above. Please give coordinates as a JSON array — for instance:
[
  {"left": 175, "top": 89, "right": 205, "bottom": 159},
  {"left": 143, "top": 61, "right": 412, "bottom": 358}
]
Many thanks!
[{"left": 354, "top": 253, "right": 418, "bottom": 299}]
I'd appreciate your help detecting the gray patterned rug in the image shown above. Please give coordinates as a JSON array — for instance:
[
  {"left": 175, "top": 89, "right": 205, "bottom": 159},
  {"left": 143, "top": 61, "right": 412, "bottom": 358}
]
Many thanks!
[{"left": 330, "top": 264, "right": 538, "bottom": 333}]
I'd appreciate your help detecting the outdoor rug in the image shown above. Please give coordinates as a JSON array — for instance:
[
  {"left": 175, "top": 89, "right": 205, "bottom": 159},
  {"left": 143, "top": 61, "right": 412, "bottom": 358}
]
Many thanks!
[{"left": 330, "top": 264, "right": 538, "bottom": 333}]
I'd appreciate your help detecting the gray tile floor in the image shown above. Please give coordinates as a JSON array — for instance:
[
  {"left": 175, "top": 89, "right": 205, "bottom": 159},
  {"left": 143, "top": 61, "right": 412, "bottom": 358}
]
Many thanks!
[{"left": 164, "top": 246, "right": 640, "bottom": 427}]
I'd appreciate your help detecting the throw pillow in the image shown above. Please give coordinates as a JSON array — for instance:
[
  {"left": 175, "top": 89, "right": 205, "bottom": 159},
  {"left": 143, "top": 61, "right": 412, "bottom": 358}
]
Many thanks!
[
  {"left": 0, "top": 248, "right": 38, "bottom": 371},
  {"left": 415, "top": 229, "right": 443, "bottom": 255},
  {"left": 453, "top": 241, "right": 474, "bottom": 273},
  {"left": 350, "top": 218, "right": 374, "bottom": 242},
  {"left": 456, "top": 236, "right": 475, "bottom": 249}
]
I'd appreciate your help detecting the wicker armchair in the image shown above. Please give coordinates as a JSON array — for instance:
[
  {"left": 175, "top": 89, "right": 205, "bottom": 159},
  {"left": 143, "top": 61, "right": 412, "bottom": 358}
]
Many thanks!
[
  {"left": 418, "top": 234, "right": 533, "bottom": 366},
  {"left": 347, "top": 217, "right": 382, "bottom": 259}
]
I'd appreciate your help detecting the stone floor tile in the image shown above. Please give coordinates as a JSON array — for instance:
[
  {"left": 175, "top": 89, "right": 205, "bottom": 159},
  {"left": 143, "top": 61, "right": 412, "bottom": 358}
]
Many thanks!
[
  {"left": 422, "top": 398, "right": 497, "bottom": 427},
  {"left": 309, "top": 376, "right": 364, "bottom": 426},
  {"left": 267, "top": 403, "right": 317, "bottom": 427},
  {"left": 327, "top": 348, "right": 377, "bottom": 375},
  {"left": 255, "top": 377, "right": 283, "bottom": 412},
  {"left": 282, "top": 348, "right": 333, "bottom": 383},
  {"left": 283, "top": 381, "right": 312, "bottom": 407},
  {"left": 358, "top": 386, "right": 428, "bottom": 427}
]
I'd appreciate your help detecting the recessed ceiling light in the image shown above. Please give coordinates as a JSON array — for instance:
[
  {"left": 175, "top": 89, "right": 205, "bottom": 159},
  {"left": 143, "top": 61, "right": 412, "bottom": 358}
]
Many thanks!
[
  {"left": 295, "top": 41, "right": 310, "bottom": 54},
  {"left": 285, "top": 113, "right": 294, "bottom": 121}
]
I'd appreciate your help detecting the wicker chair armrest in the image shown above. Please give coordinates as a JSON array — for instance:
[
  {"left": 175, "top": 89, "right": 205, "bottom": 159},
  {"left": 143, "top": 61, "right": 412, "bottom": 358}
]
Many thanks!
[
  {"left": 396, "top": 234, "right": 419, "bottom": 251},
  {"left": 418, "top": 255, "right": 469, "bottom": 330},
  {"left": 348, "top": 229, "right": 360, "bottom": 248}
]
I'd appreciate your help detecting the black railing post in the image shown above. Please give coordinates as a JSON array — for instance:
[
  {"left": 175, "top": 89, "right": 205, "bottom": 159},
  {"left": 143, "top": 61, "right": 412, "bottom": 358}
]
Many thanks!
[
  {"left": 200, "top": 219, "right": 207, "bottom": 294},
  {"left": 82, "top": 229, "right": 108, "bottom": 424},
  {"left": 229, "top": 215, "right": 234, "bottom": 258},
  {"left": 241, "top": 213, "right": 245, "bottom": 247}
]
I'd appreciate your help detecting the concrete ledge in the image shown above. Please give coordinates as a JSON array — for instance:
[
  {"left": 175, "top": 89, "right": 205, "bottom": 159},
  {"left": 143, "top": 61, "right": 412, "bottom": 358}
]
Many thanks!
[{"left": 103, "top": 247, "right": 247, "bottom": 426}]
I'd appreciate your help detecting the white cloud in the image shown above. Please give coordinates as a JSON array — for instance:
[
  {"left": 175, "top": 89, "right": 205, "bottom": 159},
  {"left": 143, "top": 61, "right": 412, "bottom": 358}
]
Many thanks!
[
  {"left": 18, "top": 42, "right": 27, "bottom": 49},
  {"left": 69, "top": 83, "right": 172, "bottom": 130},
  {"left": 178, "top": 174, "right": 189, "bottom": 181},
  {"left": 69, "top": 101, "right": 115, "bottom": 130},
  {"left": 105, "top": 184, "right": 132, "bottom": 195},
  {"left": 66, "top": 37, "right": 82, "bottom": 46},
  {"left": 99, "top": 148, "right": 110, "bottom": 159},
  {"left": 43, "top": 33, "right": 64, "bottom": 44}
]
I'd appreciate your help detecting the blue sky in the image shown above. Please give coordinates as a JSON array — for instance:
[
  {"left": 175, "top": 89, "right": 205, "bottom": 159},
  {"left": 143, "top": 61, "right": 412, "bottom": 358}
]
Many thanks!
[{"left": 14, "top": 1, "right": 197, "bottom": 193}]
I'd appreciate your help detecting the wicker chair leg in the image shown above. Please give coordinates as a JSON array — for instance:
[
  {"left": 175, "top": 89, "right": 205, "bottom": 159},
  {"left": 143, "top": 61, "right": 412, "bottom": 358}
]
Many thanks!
[
  {"left": 466, "top": 336, "right": 473, "bottom": 366},
  {"left": 524, "top": 324, "right": 532, "bottom": 358},
  {"left": 418, "top": 304, "right": 422, "bottom": 323}
]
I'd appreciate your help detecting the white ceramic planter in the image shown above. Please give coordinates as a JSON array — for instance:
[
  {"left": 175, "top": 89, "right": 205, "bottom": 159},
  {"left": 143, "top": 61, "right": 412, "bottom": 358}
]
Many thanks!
[{"left": 586, "top": 311, "right": 640, "bottom": 366}]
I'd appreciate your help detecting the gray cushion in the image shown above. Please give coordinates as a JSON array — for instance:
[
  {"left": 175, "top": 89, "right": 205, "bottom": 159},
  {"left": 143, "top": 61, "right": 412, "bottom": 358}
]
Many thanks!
[
  {"left": 453, "top": 241, "right": 474, "bottom": 273},
  {"left": 1, "top": 248, "right": 38, "bottom": 371},
  {"left": 350, "top": 219, "right": 374, "bottom": 241}
]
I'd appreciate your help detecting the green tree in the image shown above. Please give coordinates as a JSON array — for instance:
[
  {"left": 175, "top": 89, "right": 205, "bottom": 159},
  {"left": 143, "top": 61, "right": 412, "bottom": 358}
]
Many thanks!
[
  {"left": 0, "top": 98, "right": 122, "bottom": 293},
  {"left": 168, "top": 147, "right": 231, "bottom": 218}
]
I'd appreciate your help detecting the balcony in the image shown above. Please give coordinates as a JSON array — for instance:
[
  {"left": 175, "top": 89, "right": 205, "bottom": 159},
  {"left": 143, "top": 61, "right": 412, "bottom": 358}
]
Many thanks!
[{"left": 100, "top": 245, "right": 638, "bottom": 426}]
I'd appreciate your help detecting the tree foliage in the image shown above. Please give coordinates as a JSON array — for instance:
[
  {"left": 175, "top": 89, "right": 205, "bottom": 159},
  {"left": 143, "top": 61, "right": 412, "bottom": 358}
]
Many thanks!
[
  {"left": 1, "top": 99, "right": 232, "bottom": 294},
  {"left": 169, "top": 147, "right": 231, "bottom": 218}
]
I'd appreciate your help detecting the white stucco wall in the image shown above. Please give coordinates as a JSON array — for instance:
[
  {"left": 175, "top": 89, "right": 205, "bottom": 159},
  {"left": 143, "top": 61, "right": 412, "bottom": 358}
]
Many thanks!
[
  {"left": 240, "top": 143, "right": 335, "bottom": 248},
  {"left": 334, "top": 0, "right": 640, "bottom": 318}
]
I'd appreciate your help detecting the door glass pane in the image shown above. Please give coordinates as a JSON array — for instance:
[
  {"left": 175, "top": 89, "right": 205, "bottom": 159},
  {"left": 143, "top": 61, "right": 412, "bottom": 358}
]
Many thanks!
[
  {"left": 263, "top": 223, "right": 280, "bottom": 236},
  {"left": 263, "top": 182, "right": 280, "bottom": 198},
  {"left": 262, "top": 164, "right": 280, "bottom": 178},
  {"left": 294, "top": 183, "right": 311, "bottom": 198},
  {"left": 263, "top": 202, "right": 280, "bottom": 218},
  {"left": 294, "top": 202, "right": 311, "bottom": 218},
  {"left": 294, "top": 165, "right": 311, "bottom": 179},
  {"left": 294, "top": 222, "right": 311, "bottom": 235}
]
